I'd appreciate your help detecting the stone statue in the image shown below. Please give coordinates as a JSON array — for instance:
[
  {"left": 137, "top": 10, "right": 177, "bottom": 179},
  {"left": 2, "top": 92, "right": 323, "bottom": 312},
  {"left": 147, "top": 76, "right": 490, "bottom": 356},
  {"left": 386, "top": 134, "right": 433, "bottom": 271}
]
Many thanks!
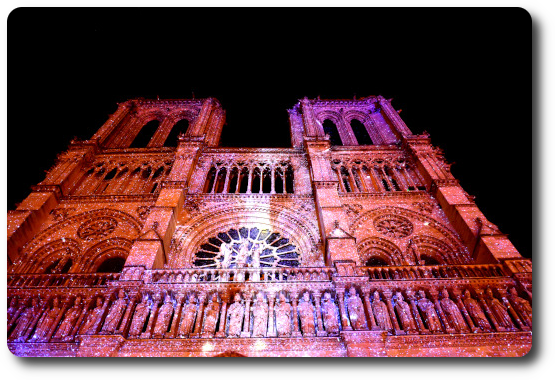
[
  {"left": 153, "top": 293, "right": 174, "bottom": 337},
  {"left": 251, "top": 292, "right": 269, "bottom": 337},
  {"left": 236, "top": 242, "right": 249, "bottom": 268},
  {"left": 486, "top": 288, "right": 515, "bottom": 330},
  {"left": 101, "top": 289, "right": 127, "bottom": 333},
  {"left": 463, "top": 290, "right": 492, "bottom": 332},
  {"left": 321, "top": 292, "right": 340, "bottom": 335},
  {"left": 30, "top": 297, "right": 61, "bottom": 342},
  {"left": 177, "top": 294, "right": 198, "bottom": 338},
  {"left": 394, "top": 292, "right": 416, "bottom": 332},
  {"left": 218, "top": 242, "right": 233, "bottom": 269},
  {"left": 251, "top": 244, "right": 262, "bottom": 268},
  {"left": 297, "top": 292, "right": 316, "bottom": 336},
  {"left": 53, "top": 296, "right": 83, "bottom": 341},
  {"left": 80, "top": 297, "right": 105, "bottom": 335},
  {"left": 346, "top": 287, "right": 368, "bottom": 330},
  {"left": 10, "top": 298, "right": 40, "bottom": 342},
  {"left": 371, "top": 291, "right": 393, "bottom": 331},
  {"left": 129, "top": 293, "right": 150, "bottom": 338},
  {"left": 439, "top": 288, "right": 469, "bottom": 333},
  {"left": 226, "top": 293, "right": 245, "bottom": 337},
  {"left": 509, "top": 287, "right": 532, "bottom": 327},
  {"left": 8, "top": 298, "right": 19, "bottom": 323},
  {"left": 202, "top": 293, "right": 220, "bottom": 336},
  {"left": 416, "top": 290, "right": 442, "bottom": 333},
  {"left": 275, "top": 292, "right": 292, "bottom": 337}
]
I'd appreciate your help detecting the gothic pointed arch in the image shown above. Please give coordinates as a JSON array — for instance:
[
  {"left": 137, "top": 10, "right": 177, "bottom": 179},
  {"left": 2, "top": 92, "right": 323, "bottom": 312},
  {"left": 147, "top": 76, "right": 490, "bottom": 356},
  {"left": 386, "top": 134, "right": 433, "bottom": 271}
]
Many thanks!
[
  {"left": 348, "top": 205, "right": 471, "bottom": 264},
  {"left": 169, "top": 203, "right": 322, "bottom": 268},
  {"left": 79, "top": 237, "right": 134, "bottom": 272},
  {"left": 357, "top": 237, "right": 403, "bottom": 266},
  {"left": 17, "top": 238, "right": 82, "bottom": 274}
]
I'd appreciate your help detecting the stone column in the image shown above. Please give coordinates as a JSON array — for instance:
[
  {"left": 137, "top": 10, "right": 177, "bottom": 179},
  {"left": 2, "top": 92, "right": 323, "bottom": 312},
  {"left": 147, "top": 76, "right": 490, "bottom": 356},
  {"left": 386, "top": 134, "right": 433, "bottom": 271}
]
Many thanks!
[
  {"left": 429, "top": 289, "right": 454, "bottom": 333},
  {"left": 451, "top": 289, "right": 476, "bottom": 333},
  {"left": 192, "top": 293, "right": 207, "bottom": 337},
  {"left": 241, "top": 293, "right": 252, "bottom": 337},
  {"left": 362, "top": 289, "right": 379, "bottom": 331},
  {"left": 270, "top": 166, "right": 276, "bottom": 194},
  {"left": 142, "top": 292, "right": 162, "bottom": 339},
  {"left": 216, "top": 294, "right": 229, "bottom": 338},
  {"left": 335, "top": 289, "right": 352, "bottom": 331},
  {"left": 475, "top": 288, "right": 502, "bottom": 332},
  {"left": 498, "top": 288, "right": 527, "bottom": 331},
  {"left": 116, "top": 293, "right": 139, "bottom": 336},
  {"left": 247, "top": 167, "right": 253, "bottom": 194},
  {"left": 267, "top": 293, "right": 277, "bottom": 337},
  {"left": 290, "top": 293, "right": 302, "bottom": 337},
  {"left": 168, "top": 292, "right": 186, "bottom": 338},
  {"left": 406, "top": 289, "right": 427, "bottom": 334},
  {"left": 382, "top": 290, "right": 401, "bottom": 332},
  {"left": 313, "top": 291, "right": 326, "bottom": 337}
]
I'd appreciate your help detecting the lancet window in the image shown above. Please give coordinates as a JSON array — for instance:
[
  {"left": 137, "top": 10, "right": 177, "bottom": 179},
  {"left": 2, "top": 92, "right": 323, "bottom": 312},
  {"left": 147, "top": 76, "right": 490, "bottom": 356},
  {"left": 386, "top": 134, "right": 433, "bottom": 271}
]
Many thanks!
[
  {"left": 130, "top": 119, "right": 160, "bottom": 148},
  {"left": 323, "top": 119, "right": 343, "bottom": 146},
  {"left": 203, "top": 161, "right": 294, "bottom": 194},
  {"left": 72, "top": 157, "right": 173, "bottom": 196},
  {"left": 163, "top": 119, "right": 189, "bottom": 147},
  {"left": 331, "top": 156, "right": 425, "bottom": 193}
]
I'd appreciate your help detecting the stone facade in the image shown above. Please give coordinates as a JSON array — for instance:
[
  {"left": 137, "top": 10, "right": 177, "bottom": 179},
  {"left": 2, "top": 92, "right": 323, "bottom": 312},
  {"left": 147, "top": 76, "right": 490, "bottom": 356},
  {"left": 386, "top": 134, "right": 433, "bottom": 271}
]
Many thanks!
[{"left": 7, "top": 96, "right": 532, "bottom": 357}]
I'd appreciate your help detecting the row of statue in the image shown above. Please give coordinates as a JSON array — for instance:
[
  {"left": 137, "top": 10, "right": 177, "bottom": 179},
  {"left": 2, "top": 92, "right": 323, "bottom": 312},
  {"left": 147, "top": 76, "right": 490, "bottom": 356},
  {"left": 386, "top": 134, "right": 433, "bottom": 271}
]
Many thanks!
[{"left": 8, "top": 286, "right": 532, "bottom": 343}]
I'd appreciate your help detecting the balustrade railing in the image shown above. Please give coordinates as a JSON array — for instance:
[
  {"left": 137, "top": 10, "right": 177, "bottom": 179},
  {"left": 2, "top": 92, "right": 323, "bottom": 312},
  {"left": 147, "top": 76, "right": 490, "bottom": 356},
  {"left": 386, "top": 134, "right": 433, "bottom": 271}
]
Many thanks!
[
  {"left": 364, "top": 263, "right": 506, "bottom": 281},
  {"left": 147, "top": 266, "right": 336, "bottom": 284},
  {"left": 7, "top": 273, "right": 120, "bottom": 288}
]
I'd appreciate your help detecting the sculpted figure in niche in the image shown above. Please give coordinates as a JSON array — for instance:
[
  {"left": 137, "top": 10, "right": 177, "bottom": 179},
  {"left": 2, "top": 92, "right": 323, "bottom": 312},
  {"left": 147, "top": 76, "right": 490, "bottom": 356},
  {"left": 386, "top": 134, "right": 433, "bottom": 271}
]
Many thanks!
[
  {"left": 8, "top": 298, "right": 19, "bottom": 324},
  {"left": 346, "top": 287, "right": 368, "bottom": 330},
  {"left": 275, "top": 292, "right": 292, "bottom": 337},
  {"left": 321, "top": 292, "right": 340, "bottom": 335},
  {"left": 416, "top": 290, "right": 442, "bottom": 333},
  {"left": 226, "top": 293, "right": 245, "bottom": 337},
  {"left": 30, "top": 297, "right": 61, "bottom": 342},
  {"left": 177, "top": 294, "right": 198, "bottom": 338},
  {"left": 439, "top": 288, "right": 469, "bottom": 333},
  {"left": 202, "top": 293, "right": 221, "bottom": 336},
  {"left": 298, "top": 292, "right": 316, "bottom": 336},
  {"left": 80, "top": 297, "right": 105, "bottom": 335},
  {"left": 251, "top": 292, "right": 269, "bottom": 337},
  {"left": 371, "top": 291, "right": 393, "bottom": 331},
  {"left": 486, "top": 288, "right": 515, "bottom": 330},
  {"left": 129, "top": 293, "right": 150, "bottom": 338},
  {"left": 53, "top": 296, "right": 83, "bottom": 341},
  {"left": 101, "top": 289, "right": 127, "bottom": 334},
  {"left": 394, "top": 292, "right": 417, "bottom": 333},
  {"left": 153, "top": 293, "right": 174, "bottom": 337},
  {"left": 509, "top": 287, "right": 532, "bottom": 327},
  {"left": 463, "top": 290, "right": 492, "bottom": 332},
  {"left": 10, "top": 298, "right": 40, "bottom": 342}
]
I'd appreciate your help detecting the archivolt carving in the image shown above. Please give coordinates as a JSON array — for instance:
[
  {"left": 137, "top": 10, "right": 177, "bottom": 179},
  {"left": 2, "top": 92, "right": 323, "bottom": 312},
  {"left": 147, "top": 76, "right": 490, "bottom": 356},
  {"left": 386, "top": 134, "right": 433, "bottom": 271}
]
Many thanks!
[
  {"left": 169, "top": 203, "right": 321, "bottom": 268},
  {"left": 357, "top": 237, "right": 403, "bottom": 266},
  {"left": 349, "top": 206, "right": 470, "bottom": 263},
  {"left": 410, "top": 235, "right": 460, "bottom": 265},
  {"left": 12, "top": 208, "right": 142, "bottom": 272},
  {"left": 79, "top": 238, "right": 133, "bottom": 272}
]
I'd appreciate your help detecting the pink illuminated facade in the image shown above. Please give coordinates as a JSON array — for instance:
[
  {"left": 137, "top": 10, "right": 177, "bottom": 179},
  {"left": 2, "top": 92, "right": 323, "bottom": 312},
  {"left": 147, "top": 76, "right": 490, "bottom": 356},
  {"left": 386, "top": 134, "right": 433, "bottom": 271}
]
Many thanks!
[{"left": 7, "top": 96, "right": 532, "bottom": 357}]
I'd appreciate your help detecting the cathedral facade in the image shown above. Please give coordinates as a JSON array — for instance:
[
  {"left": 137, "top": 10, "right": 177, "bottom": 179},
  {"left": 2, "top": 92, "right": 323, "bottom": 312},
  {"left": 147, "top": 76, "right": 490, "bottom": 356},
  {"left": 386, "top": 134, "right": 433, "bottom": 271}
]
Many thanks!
[{"left": 7, "top": 96, "right": 532, "bottom": 357}]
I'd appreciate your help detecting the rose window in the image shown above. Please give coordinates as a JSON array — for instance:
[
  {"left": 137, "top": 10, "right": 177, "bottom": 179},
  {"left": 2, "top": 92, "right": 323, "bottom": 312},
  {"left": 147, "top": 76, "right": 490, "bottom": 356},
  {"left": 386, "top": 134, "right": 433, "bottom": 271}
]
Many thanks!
[
  {"left": 192, "top": 227, "right": 301, "bottom": 269},
  {"left": 77, "top": 217, "right": 118, "bottom": 241},
  {"left": 373, "top": 215, "right": 413, "bottom": 238}
]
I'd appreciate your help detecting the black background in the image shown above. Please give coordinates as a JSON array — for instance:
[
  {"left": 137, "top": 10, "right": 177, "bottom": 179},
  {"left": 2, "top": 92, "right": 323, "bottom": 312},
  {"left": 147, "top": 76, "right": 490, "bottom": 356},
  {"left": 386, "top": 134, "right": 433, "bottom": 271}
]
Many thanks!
[{"left": 7, "top": 8, "right": 531, "bottom": 258}]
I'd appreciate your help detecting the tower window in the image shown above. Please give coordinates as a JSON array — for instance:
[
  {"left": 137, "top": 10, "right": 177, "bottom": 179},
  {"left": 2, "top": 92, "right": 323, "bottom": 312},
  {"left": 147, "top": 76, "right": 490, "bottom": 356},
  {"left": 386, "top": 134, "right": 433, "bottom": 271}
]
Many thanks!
[
  {"left": 350, "top": 119, "right": 373, "bottom": 145},
  {"left": 323, "top": 119, "right": 343, "bottom": 146},
  {"left": 130, "top": 120, "right": 160, "bottom": 148},
  {"left": 164, "top": 119, "right": 189, "bottom": 147}
]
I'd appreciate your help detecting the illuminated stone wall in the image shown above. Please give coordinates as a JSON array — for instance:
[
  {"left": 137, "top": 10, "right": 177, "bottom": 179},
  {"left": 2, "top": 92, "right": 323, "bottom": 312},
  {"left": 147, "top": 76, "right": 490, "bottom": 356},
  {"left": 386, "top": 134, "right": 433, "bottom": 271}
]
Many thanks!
[{"left": 7, "top": 96, "right": 531, "bottom": 357}]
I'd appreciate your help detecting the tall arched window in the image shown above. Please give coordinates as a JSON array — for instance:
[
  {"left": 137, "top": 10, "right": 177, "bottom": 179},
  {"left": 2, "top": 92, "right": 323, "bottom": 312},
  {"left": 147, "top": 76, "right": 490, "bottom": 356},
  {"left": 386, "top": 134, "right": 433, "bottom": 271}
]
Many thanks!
[
  {"left": 323, "top": 119, "right": 343, "bottom": 146},
  {"left": 350, "top": 119, "right": 373, "bottom": 145},
  {"left": 96, "top": 257, "right": 126, "bottom": 273},
  {"left": 130, "top": 119, "right": 160, "bottom": 148},
  {"left": 164, "top": 119, "right": 189, "bottom": 147}
]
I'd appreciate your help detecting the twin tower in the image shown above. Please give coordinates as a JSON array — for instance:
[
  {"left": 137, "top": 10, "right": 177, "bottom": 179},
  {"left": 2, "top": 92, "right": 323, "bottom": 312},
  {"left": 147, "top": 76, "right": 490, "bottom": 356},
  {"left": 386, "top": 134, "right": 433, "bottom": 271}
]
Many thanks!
[{"left": 7, "top": 96, "right": 531, "bottom": 357}]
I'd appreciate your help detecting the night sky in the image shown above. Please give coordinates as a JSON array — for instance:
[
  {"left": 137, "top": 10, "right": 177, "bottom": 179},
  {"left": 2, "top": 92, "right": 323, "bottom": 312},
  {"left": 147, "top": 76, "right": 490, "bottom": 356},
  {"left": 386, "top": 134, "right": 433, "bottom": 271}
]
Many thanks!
[{"left": 7, "top": 8, "right": 530, "bottom": 258}]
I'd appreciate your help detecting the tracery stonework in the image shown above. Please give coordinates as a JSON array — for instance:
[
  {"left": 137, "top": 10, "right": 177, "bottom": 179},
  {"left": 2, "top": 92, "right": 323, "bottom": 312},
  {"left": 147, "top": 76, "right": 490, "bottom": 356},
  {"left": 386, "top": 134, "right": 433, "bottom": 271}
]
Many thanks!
[{"left": 7, "top": 96, "right": 531, "bottom": 357}]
